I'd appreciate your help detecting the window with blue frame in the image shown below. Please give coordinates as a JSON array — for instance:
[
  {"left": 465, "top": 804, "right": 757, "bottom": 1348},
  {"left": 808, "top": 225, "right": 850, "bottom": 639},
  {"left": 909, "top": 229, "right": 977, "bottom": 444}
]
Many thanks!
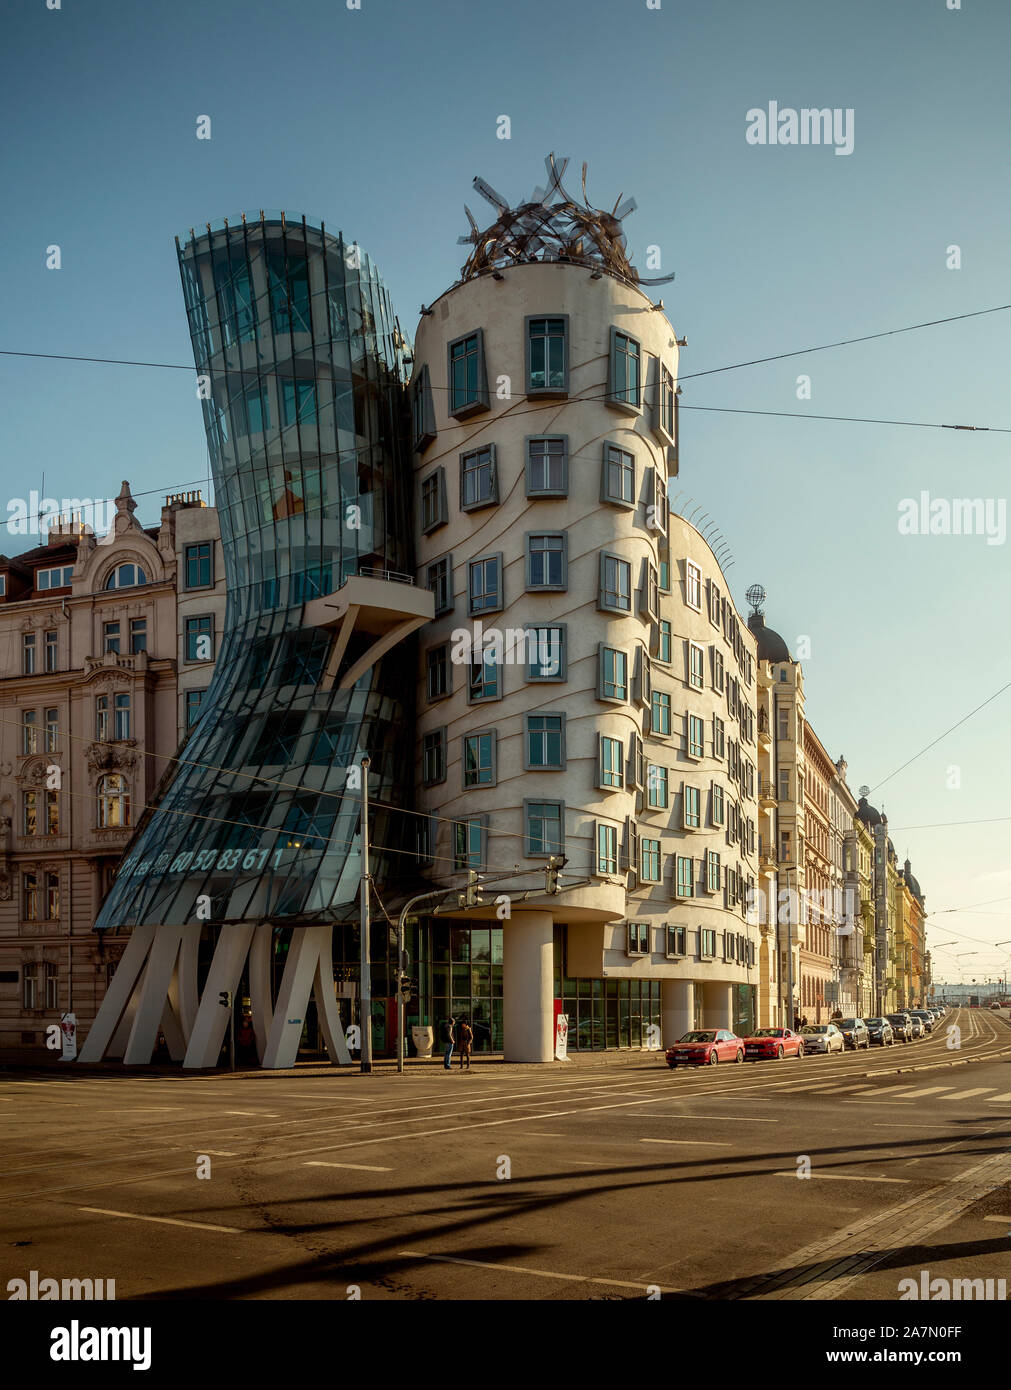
[
  {"left": 268, "top": 253, "right": 311, "bottom": 335},
  {"left": 243, "top": 383, "right": 271, "bottom": 434},
  {"left": 185, "top": 689, "right": 206, "bottom": 728},
  {"left": 185, "top": 543, "right": 212, "bottom": 589},
  {"left": 282, "top": 379, "right": 317, "bottom": 426}
]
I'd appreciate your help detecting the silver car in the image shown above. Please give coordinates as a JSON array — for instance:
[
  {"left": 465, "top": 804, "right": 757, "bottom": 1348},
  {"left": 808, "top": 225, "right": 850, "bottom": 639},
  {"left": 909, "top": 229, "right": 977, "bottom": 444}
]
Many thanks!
[{"left": 799, "top": 1023, "right": 845, "bottom": 1054}]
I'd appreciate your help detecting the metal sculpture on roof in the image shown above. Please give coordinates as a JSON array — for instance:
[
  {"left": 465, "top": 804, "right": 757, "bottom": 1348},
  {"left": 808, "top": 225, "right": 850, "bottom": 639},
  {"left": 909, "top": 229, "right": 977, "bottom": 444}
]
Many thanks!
[{"left": 458, "top": 153, "right": 675, "bottom": 287}]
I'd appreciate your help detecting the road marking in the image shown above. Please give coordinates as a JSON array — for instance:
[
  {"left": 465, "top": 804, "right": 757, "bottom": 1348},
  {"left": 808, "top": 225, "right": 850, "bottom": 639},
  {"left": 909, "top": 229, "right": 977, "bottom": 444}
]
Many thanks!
[
  {"left": 304, "top": 1161, "right": 392, "bottom": 1172},
  {"left": 640, "top": 1138, "right": 732, "bottom": 1147},
  {"left": 989, "top": 1094, "right": 1011, "bottom": 1102},
  {"left": 940, "top": 1088, "right": 992, "bottom": 1101},
  {"left": 224, "top": 1110, "right": 277, "bottom": 1117},
  {"left": 79, "top": 1206, "right": 244, "bottom": 1234},
  {"left": 897, "top": 1087, "right": 952, "bottom": 1098},
  {"left": 842, "top": 1100, "right": 915, "bottom": 1106},
  {"left": 981, "top": 1214, "right": 1011, "bottom": 1224},
  {"left": 670, "top": 1114, "right": 777, "bottom": 1123},
  {"left": 398, "top": 1250, "right": 676, "bottom": 1293},
  {"left": 773, "top": 1171, "right": 911, "bottom": 1184},
  {"left": 200, "top": 1150, "right": 239, "bottom": 1156},
  {"left": 873, "top": 1123, "right": 948, "bottom": 1130},
  {"left": 814, "top": 1085, "right": 877, "bottom": 1094}
]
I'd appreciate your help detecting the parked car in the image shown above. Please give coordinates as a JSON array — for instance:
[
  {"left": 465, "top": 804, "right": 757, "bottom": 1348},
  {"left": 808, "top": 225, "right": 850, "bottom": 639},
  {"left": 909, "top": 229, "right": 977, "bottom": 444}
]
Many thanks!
[
  {"left": 743, "top": 1027, "right": 805, "bottom": 1061},
  {"left": 799, "top": 1022, "right": 845, "bottom": 1054},
  {"left": 887, "top": 1012, "right": 914, "bottom": 1042},
  {"left": 865, "top": 1017, "right": 895, "bottom": 1046},
  {"left": 665, "top": 1029, "right": 744, "bottom": 1068},
  {"left": 909, "top": 1009, "right": 934, "bottom": 1034},
  {"left": 836, "top": 1018, "right": 871, "bottom": 1050}
]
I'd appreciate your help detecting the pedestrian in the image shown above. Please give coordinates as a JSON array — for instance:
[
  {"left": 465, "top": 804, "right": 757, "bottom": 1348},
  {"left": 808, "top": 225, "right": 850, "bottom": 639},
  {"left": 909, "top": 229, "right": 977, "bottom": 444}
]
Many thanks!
[
  {"left": 793, "top": 1013, "right": 802, "bottom": 1032},
  {"left": 801, "top": 1015, "right": 808, "bottom": 1027},
  {"left": 458, "top": 1016, "right": 473, "bottom": 1070},
  {"left": 441, "top": 1015, "right": 456, "bottom": 1070},
  {"left": 237, "top": 1013, "right": 255, "bottom": 1064}
]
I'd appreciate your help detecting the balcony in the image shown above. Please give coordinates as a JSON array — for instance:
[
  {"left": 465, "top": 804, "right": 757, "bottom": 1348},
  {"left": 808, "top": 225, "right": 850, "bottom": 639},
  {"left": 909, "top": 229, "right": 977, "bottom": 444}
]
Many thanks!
[
  {"left": 757, "top": 708, "right": 772, "bottom": 748},
  {"left": 759, "top": 779, "right": 776, "bottom": 809},
  {"left": 303, "top": 572, "right": 435, "bottom": 692}
]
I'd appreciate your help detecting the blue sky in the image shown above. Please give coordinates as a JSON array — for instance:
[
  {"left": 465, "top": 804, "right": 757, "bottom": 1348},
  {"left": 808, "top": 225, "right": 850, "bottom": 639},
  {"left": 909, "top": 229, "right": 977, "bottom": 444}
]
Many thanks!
[{"left": 3, "top": 0, "right": 1010, "bottom": 986}]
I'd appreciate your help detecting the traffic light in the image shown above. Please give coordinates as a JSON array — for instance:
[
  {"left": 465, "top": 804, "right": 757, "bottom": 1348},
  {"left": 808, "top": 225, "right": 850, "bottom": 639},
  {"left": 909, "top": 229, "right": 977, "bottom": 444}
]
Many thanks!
[
  {"left": 460, "top": 869, "right": 484, "bottom": 909},
  {"left": 545, "top": 856, "right": 564, "bottom": 895},
  {"left": 218, "top": 990, "right": 232, "bottom": 1008},
  {"left": 399, "top": 977, "right": 417, "bottom": 1001}
]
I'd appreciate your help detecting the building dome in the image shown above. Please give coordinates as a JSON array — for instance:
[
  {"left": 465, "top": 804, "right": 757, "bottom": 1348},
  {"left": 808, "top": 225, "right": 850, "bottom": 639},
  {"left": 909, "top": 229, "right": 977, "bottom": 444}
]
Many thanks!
[
  {"left": 747, "top": 611, "right": 791, "bottom": 663},
  {"left": 856, "top": 796, "right": 882, "bottom": 826}
]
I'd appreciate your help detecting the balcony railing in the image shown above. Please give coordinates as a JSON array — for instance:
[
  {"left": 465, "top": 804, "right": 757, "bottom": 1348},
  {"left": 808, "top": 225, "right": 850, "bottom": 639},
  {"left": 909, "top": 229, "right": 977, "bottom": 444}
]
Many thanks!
[{"left": 357, "top": 566, "right": 415, "bottom": 586}]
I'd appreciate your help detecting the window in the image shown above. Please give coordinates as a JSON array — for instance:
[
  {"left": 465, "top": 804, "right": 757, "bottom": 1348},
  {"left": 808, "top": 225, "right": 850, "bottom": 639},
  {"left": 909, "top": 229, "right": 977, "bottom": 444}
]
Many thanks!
[
  {"left": 601, "top": 444, "right": 635, "bottom": 507},
  {"left": 656, "top": 361, "right": 676, "bottom": 442},
  {"left": 778, "top": 768, "right": 791, "bottom": 801},
  {"left": 526, "top": 714, "right": 565, "bottom": 770},
  {"left": 599, "top": 646, "right": 628, "bottom": 702},
  {"left": 685, "top": 560, "right": 701, "bottom": 610},
  {"left": 23, "top": 633, "right": 35, "bottom": 674},
  {"left": 641, "top": 837, "right": 661, "bottom": 882},
  {"left": 281, "top": 379, "right": 317, "bottom": 427},
  {"left": 114, "top": 694, "right": 131, "bottom": 740},
  {"left": 526, "top": 316, "right": 568, "bottom": 395},
  {"left": 633, "top": 644, "right": 652, "bottom": 706},
  {"left": 468, "top": 648, "right": 500, "bottom": 702},
  {"left": 526, "top": 533, "right": 566, "bottom": 590},
  {"left": 599, "top": 553, "right": 631, "bottom": 613},
  {"left": 463, "top": 732, "right": 496, "bottom": 788},
  {"left": 709, "top": 579, "right": 722, "bottom": 627},
  {"left": 468, "top": 554, "right": 502, "bottom": 615},
  {"left": 525, "top": 801, "right": 564, "bottom": 857},
  {"left": 629, "top": 733, "right": 645, "bottom": 790},
  {"left": 596, "top": 822, "right": 619, "bottom": 875},
  {"left": 21, "top": 710, "right": 37, "bottom": 755},
  {"left": 598, "top": 735, "right": 624, "bottom": 790},
  {"left": 104, "top": 561, "right": 146, "bottom": 589},
  {"left": 453, "top": 816, "right": 487, "bottom": 870},
  {"left": 96, "top": 695, "right": 109, "bottom": 741},
  {"left": 420, "top": 468, "right": 448, "bottom": 533},
  {"left": 103, "top": 621, "right": 120, "bottom": 654},
  {"left": 129, "top": 618, "right": 147, "bottom": 654},
  {"left": 185, "top": 689, "right": 206, "bottom": 728},
  {"left": 712, "top": 782, "right": 725, "bottom": 827},
  {"left": 460, "top": 445, "right": 498, "bottom": 511},
  {"left": 411, "top": 364, "right": 436, "bottom": 450},
  {"left": 426, "top": 556, "right": 453, "bottom": 615},
  {"left": 609, "top": 328, "right": 642, "bottom": 412},
  {"left": 44, "top": 708, "right": 58, "bottom": 753},
  {"left": 45, "top": 956, "right": 58, "bottom": 1004},
  {"left": 185, "top": 542, "right": 212, "bottom": 588},
  {"left": 650, "top": 690, "right": 671, "bottom": 736},
  {"left": 627, "top": 921, "right": 649, "bottom": 954},
  {"left": 44, "top": 630, "right": 57, "bottom": 672},
  {"left": 526, "top": 437, "right": 567, "bottom": 496},
  {"left": 706, "top": 850, "right": 722, "bottom": 894},
  {"left": 23, "top": 961, "right": 38, "bottom": 1006},
  {"left": 712, "top": 648, "right": 725, "bottom": 692},
  {"left": 422, "top": 728, "right": 447, "bottom": 785},
  {"left": 97, "top": 773, "right": 130, "bottom": 828},
  {"left": 426, "top": 643, "right": 451, "bottom": 701},
  {"left": 22, "top": 790, "right": 37, "bottom": 836},
  {"left": 687, "top": 714, "right": 705, "bottom": 759},
  {"left": 658, "top": 620, "right": 672, "bottom": 664},
  {"left": 448, "top": 330, "right": 489, "bottom": 417},
  {"left": 267, "top": 251, "right": 311, "bottom": 335},
  {"left": 641, "top": 561, "right": 660, "bottom": 621},
  {"left": 713, "top": 715, "right": 726, "bottom": 759},
  {"left": 777, "top": 705, "right": 791, "bottom": 739},
  {"left": 647, "top": 763, "right": 668, "bottom": 809},
  {"left": 659, "top": 559, "right": 670, "bottom": 593},
  {"left": 527, "top": 625, "right": 566, "bottom": 681},
  {"left": 683, "top": 784, "right": 701, "bottom": 829},
  {"left": 666, "top": 924, "right": 687, "bottom": 958},
  {"left": 688, "top": 642, "right": 705, "bottom": 690},
  {"left": 675, "top": 855, "right": 695, "bottom": 898},
  {"left": 650, "top": 467, "right": 669, "bottom": 538},
  {"left": 701, "top": 928, "right": 717, "bottom": 958},
  {"left": 45, "top": 790, "right": 59, "bottom": 836},
  {"left": 185, "top": 615, "right": 214, "bottom": 662},
  {"left": 36, "top": 565, "right": 74, "bottom": 590}
]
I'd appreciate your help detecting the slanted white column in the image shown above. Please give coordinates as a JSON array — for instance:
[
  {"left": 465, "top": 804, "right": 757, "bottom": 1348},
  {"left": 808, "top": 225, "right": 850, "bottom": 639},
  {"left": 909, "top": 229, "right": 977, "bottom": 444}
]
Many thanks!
[
  {"left": 661, "top": 979, "right": 693, "bottom": 1048},
  {"left": 262, "top": 924, "right": 351, "bottom": 1070},
  {"left": 248, "top": 923, "right": 274, "bottom": 1064},
  {"left": 183, "top": 923, "right": 255, "bottom": 1069},
  {"left": 78, "top": 925, "right": 156, "bottom": 1063},
  {"left": 503, "top": 910, "right": 554, "bottom": 1063},
  {"left": 703, "top": 981, "right": 734, "bottom": 1030},
  {"left": 122, "top": 926, "right": 187, "bottom": 1064}
]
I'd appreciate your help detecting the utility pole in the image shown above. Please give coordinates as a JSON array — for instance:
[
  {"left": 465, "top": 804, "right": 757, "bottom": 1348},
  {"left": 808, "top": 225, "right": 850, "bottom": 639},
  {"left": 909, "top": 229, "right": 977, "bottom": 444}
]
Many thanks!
[
  {"left": 359, "top": 755, "right": 372, "bottom": 1074},
  {"left": 785, "top": 871, "right": 795, "bottom": 1028}
]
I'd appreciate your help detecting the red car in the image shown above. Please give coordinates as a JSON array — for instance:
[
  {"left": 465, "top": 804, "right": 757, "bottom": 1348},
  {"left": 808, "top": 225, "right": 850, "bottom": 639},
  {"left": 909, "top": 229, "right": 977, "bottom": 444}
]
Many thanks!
[
  {"left": 743, "top": 1027, "right": 805, "bottom": 1061},
  {"left": 665, "top": 1029, "right": 744, "bottom": 1068}
]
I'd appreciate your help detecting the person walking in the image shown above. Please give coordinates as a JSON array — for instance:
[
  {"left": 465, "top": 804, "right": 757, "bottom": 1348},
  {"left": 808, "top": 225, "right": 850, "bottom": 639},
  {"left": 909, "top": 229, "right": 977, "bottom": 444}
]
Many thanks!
[
  {"left": 458, "top": 1016, "right": 474, "bottom": 1071},
  {"left": 441, "top": 1015, "right": 456, "bottom": 1070}
]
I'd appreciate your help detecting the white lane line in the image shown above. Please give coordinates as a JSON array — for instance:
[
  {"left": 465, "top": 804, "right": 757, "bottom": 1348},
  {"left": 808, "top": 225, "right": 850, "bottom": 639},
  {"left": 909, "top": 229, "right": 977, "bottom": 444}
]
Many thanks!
[
  {"left": 989, "top": 1094, "right": 1011, "bottom": 1103},
  {"left": 981, "top": 1214, "right": 1011, "bottom": 1224},
  {"left": 899, "top": 1087, "right": 953, "bottom": 1098},
  {"left": 200, "top": 1150, "right": 239, "bottom": 1156},
  {"left": 941, "top": 1089, "right": 993, "bottom": 1101},
  {"left": 669, "top": 1114, "right": 777, "bottom": 1123},
  {"left": 398, "top": 1250, "right": 675, "bottom": 1293},
  {"left": 223, "top": 1110, "right": 278, "bottom": 1117},
  {"left": 843, "top": 1101, "right": 915, "bottom": 1106},
  {"left": 873, "top": 1123, "right": 951, "bottom": 1130},
  {"left": 515, "top": 1132, "right": 568, "bottom": 1138},
  {"left": 304, "top": 1161, "right": 392, "bottom": 1172},
  {"left": 813, "top": 1085, "right": 877, "bottom": 1094},
  {"left": 79, "top": 1206, "right": 244, "bottom": 1234},
  {"left": 640, "top": 1138, "right": 732, "bottom": 1147},
  {"left": 773, "top": 1172, "right": 911, "bottom": 1184}
]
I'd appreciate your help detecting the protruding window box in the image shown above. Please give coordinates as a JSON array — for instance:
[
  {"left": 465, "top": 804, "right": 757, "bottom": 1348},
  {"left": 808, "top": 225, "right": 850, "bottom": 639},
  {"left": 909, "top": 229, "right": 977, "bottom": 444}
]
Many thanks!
[{"left": 304, "top": 573, "right": 435, "bottom": 693}]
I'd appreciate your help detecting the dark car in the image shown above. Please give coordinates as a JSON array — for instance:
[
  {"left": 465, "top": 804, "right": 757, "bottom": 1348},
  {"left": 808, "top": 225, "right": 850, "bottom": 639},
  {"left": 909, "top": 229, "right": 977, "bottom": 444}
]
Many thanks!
[
  {"left": 887, "top": 1012, "right": 914, "bottom": 1042},
  {"left": 665, "top": 1029, "right": 744, "bottom": 1068},
  {"left": 836, "top": 1017, "right": 870, "bottom": 1050},
  {"left": 742, "top": 1027, "right": 805, "bottom": 1061},
  {"left": 908, "top": 1009, "right": 934, "bottom": 1034},
  {"left": 865, "top": 1016, "right": 894, "bottom": 1046}
]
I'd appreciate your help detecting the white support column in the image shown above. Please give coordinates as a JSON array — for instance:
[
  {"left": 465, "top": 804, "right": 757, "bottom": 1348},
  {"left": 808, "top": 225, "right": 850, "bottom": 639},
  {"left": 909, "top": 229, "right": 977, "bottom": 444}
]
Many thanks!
[
  {"left": 183, "top": 923, "right": 255, "bottom": 1069},
  {"left": 262, "top": 924, "right": 351, "bottom": 1070},
  {"left": 313, "top": 938, "right": 351, "bottom": 1066},
  {"left": 122, "top": 927, "right": 186, "bottom": 1065},
  {"left": 172, "top": 924, "right": 202, "bottom": 1040},
  {"left": 248, "top": 923, "right": 274, "bottom": 1064},
  {"left": 159, "top": 1001, "right": 187, "bottom": 1061},
  {"left": 661, "top": 979, "right": 693, "bottom": 1048},
  {"left": 703, "top": 980, "right": 734, "bottom": 1030},
  {"left": 78, "top": 925, "right": 156, "bottom": 1063},
  {"left": 502, "top": 910, "right": 554, "bottom": 1063}
]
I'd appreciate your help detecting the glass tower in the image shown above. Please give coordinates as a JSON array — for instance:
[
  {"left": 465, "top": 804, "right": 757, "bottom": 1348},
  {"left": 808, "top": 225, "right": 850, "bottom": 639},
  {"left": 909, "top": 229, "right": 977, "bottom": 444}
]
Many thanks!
[{"left": 94, "top": 213, "right": 415, "bottom": 932}]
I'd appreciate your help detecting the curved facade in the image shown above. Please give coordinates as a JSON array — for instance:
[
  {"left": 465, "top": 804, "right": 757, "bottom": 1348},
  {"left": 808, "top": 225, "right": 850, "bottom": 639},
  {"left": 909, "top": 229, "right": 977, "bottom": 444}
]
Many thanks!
[
  {"left": 410, "top": 261, "right": 761, "bottom": 1056},
  {"left": 94, "top": 215, "right": 417, "bottom": 932}
]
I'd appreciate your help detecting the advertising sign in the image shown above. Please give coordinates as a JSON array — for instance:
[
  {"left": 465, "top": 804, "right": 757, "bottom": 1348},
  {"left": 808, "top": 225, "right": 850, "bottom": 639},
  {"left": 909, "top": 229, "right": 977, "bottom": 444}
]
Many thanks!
[
  {"left": 60, "top": 1012, "right": 77, "bottom": 1062},
  {"left": 554, "top": 1012, "right": 569, "bottom": 1061}
]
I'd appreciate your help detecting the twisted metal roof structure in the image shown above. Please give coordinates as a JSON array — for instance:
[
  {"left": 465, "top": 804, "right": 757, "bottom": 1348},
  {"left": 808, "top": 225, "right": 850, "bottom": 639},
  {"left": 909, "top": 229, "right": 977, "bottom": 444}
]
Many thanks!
[{"left": 458, "top": 153, "right": 675, "bottom": 288}]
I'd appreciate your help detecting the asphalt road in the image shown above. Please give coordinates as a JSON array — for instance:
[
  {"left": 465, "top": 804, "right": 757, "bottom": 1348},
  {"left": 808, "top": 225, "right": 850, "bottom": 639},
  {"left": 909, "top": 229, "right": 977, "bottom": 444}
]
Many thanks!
[{"left": 2, "top": 1007, "right": 1009, "bottom": 1301}]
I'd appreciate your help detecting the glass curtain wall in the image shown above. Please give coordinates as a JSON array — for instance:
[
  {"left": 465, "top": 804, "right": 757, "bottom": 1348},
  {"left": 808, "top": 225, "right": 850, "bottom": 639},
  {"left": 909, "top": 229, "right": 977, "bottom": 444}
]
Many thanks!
[{"left": 94, "top": 214, "right": 415, "bottom": 931}]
